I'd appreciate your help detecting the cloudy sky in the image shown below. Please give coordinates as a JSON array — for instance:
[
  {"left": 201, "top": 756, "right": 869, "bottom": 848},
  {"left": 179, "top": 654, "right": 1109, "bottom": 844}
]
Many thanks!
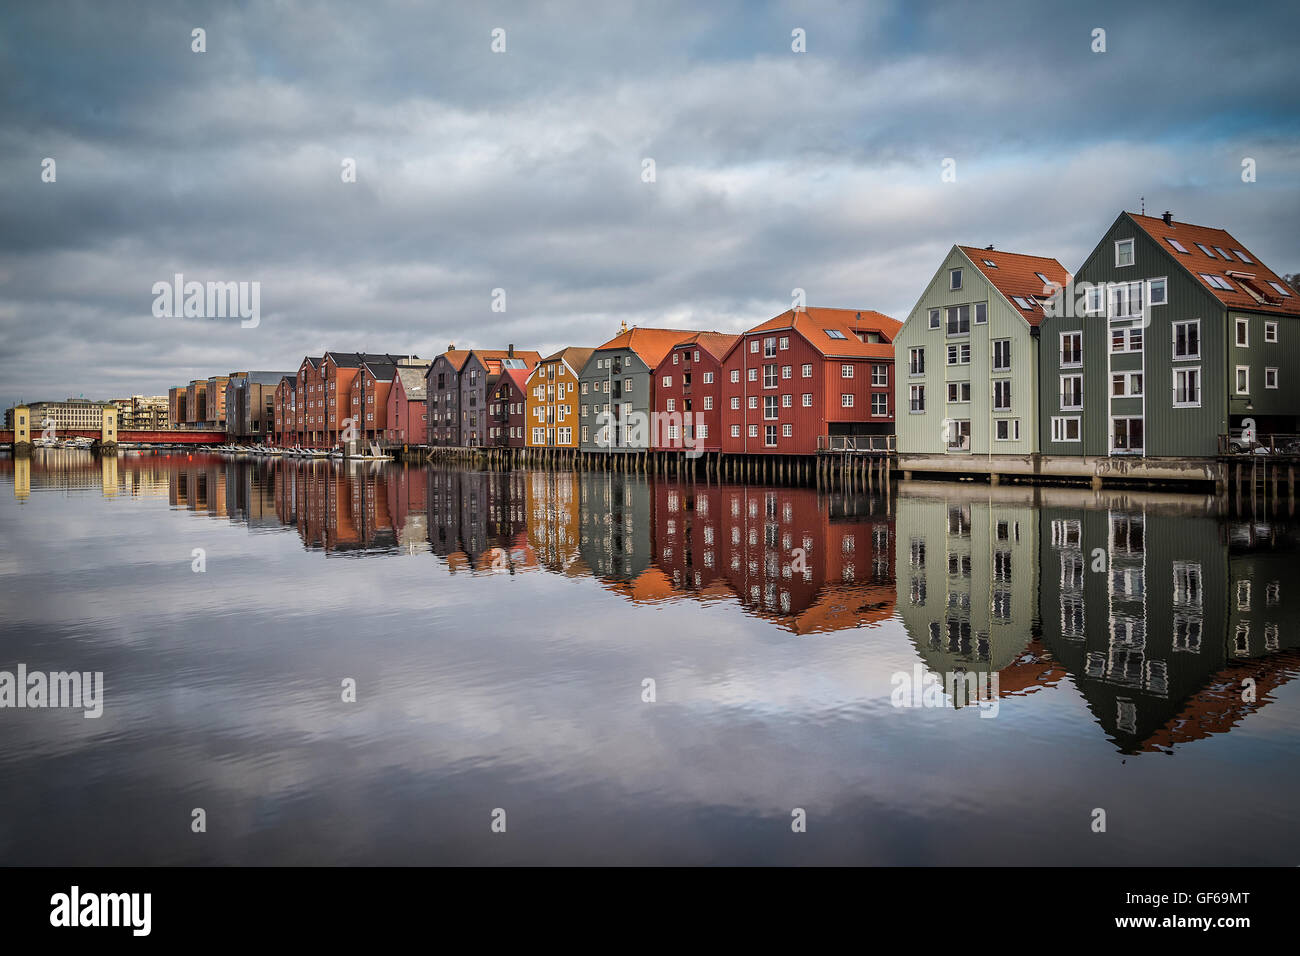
[{"left": 2, "top": 0, "right": 1298, "bottom": 402}]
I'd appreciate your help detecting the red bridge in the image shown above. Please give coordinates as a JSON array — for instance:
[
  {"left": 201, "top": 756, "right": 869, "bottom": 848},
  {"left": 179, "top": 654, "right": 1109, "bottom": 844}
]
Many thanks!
[{"left": 1, "top": 429, "right": 227, "bottom": 445}]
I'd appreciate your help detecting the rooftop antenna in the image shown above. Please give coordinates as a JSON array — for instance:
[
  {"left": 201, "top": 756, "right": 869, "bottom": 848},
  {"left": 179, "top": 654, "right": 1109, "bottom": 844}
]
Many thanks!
[{"left": 1140, "top": 196, "right": 1145, "bottom": 216}]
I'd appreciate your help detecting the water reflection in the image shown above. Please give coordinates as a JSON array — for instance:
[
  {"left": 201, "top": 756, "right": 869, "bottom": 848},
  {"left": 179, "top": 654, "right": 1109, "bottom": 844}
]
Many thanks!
[{"left": 5, "top": 452, "right": 1300, "bottom": 760}]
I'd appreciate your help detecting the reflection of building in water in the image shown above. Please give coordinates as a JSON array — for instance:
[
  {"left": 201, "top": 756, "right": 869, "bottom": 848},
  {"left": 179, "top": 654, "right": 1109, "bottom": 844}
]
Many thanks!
[
  {"left": 1035, "top": 489, "right": 1300, "bottom": 753},
  {"left": 639, "top": 480, "right": 895, "bottom": 632},
  {"left": 425, "top": 467, "right": 533, "bottom": 571},
  {"left": 579, "top": 472, "right": 653, "bottom": 581},
  {"left": 526, "top": 470, "right": 587, "bottom": 575},
  {"left": 894, "top": 483, "right": 1041, "bottom": 674},
  {"left": 385, "top": 464, "right": 427, "bottom": 551}
]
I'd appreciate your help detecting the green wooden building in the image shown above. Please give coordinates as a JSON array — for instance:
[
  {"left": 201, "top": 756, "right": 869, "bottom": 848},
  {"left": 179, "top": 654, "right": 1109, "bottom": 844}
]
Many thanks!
[{"left": 1039, "top": 211, "right": 1300, "bottom": 458}]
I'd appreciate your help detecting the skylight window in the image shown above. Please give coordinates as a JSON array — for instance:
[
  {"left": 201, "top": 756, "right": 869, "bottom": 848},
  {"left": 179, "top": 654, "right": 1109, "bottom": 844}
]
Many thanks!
[
  {"left": 1195, "top": 243, "right": 1214, "bottom": 257},
  {"left": 1268, "top": 281, "right": 1292, "bottom": 298},
  {"left": 1233, "top": 249, "right": 1254, "bottom": 264},
  {"left": 1012, "top": 296, "right": 1035, "bottom": 310},
  {"left": 983, "top": 259, "right": 998, "bottom": 267},
  {"left": 1200, "top": 273, "right": 1234, "bottom": 291},
  {"left": 824, "top": 329, "right": 847, "bottom": 340},
  {"left": 1213, "top": 246, "right": 1232, "bottom": 260},
  {"left": 1034, "top": 272, "right": 1051, "bottom": 286},
  {"left": 1166, "top": 238, "right": 1189, "bottom": 253}
]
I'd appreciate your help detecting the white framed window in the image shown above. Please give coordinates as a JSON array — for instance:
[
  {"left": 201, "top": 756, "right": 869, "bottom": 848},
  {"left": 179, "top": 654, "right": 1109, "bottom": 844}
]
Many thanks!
[
  {"left": 1109, "top": 281, "right": 1144, "bottom": 318},
  {"left": 947, "top": 381, "right": 972, "bottom": 404},
  {"left": 842, "top": 364, "right": 854, "bottom": 378},
  {"left": 1051, "top": 416, "right": 1081, "bottom": 442},
  {"left": 699, "top": 424, "right": 708, "bottom": 438},
  {"left": 928, "top": 308, "right": 940, "bottom": 330},
  {"left": 1111, "top": 372, "right": 1143, "bottom": 397},
  {"left": 1115, "top": 238, "right": 1134, "bottom": 267},
  {"left": 764, "top": 365, "right": 778, "bottom": 388},
  {"left": 703, "top": 396, "right": 713, "bottom": 410},
  {"left": 1265, "top": 367, "right": 1278, "bottom": 389},
  {"left": 1236, "top": 317, "right": 1249, "bottom": 347},
  {"left": 750, "top": 340, "right": 760, "bottom": 353},
  {"left": 662, "top": 376, "right": 671, "bottom": 388},
  {"left": 946, "top": 305, "right": 970, "bottom": 336},
  {"left": 1111, "top": 326, "right": 1143, "bottom": 353},
  {"left": 781, "top": 365, "right": 792, "bottom": 379},
  {"left": 779, "top": 336, "right": 789, "bottom": 350},
  {"left": 1235, "top": 365, "right": 1250, "bottom": 395},
  {"left": 764, "top": 337, "right": 777, "bottom": 357},
  {"left": 841, "top": 393, "right": 854, "bottom": 408},
  {"left": 871, "top": 365, "right": 888, "bottom": 386},
  {"left": 1084, "top": 286, "right": 1103, "bottom": 314},
  {"left": 730, "top": 396, "right": 740, "bottom": 410},
  {"left": 1172, "top": 320, "right": 1200, "bottom": 360},
  {"left": 993, "top": 379, "right": 1011, "bottom": 410},
  {"left": 781, "top": 393, "right": 792, "bottom": 407},
  {"left": 1148, "top": 277, "right": 1167, "bottom": 306},
  {"left": 947, "top": 343, "right": 971, "bottom": 365},
  {"left": 994, "top": 419, "right": 1020, "bottom": 441},
  {"left": 666, "top": 398, "right": 675, "bottom": 412},
  {"left": 748, "top": 424, "right": 758, "bottom": 438},
  {"left": 730, "top": 370, "right": 740, "bottom": 383},
  {"left": 974, "top": 302, "right": 987, "bottom": 325},
  {"left": 703, "top": 371, "right": 713, "bottom": 384},
  {"left": 1111, "top": 416, "right": 1144, "bottom": 453},
  {"left": 672, "top": 352, "right": 679, "bottom": 365},
  {"left": 909, "top": 385, "right": 925, "bottom": 413},
  {"left": 909, "top": 347, "right": 925, "bottom": 375},
  {"left": 764, "top": 425, "right": 777, "bottom": 446},
  {"left": 1060, "top": 332, "right": 1082, "bottom": 367},
  {"left": 950, "top": 268, "right": 962, "bottom": 290},
  {"left": 871, "top": 393, "right": 888, "bottom": 416},
  {"left": 801, "top": 393, "right": 812, "bottom": 407},
  {"left": 782, "top": 423, "right": 792, "bottom": 437},
  {"left": 748, "top": 396, "right": 757, "bottom": 409},
  {"left": 731, "top": 425, "right": 740, "bottom": 438},
  {"left": 992, "top": 338, "right": 1011, "bottom": 372},
  {"left": 1268, "top": 281, "right": 1292, "bottom": 299},
  {"left": 1060, "top": 374, "right": 1083, "bottom": 410},
  {"left": 946, "top": 419, "right": 971, "bottom": 451},
  {"left": 1265, "top": 321, "right": 1278, "bottom": 343},
  {"left": 747, "top": 368, "right": 757, "bottom": 382},
  {"left": 1173, "top": 367, "right": 1200, "bottom": 407}
]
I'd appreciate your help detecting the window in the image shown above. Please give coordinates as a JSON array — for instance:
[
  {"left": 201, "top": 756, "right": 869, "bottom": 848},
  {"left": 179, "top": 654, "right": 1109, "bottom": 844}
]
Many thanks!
[
  {"left": 703, "top": 371, "right": 713, "bottom": 384},
  {"left": 1060, "top": 332, "right": 1082, "bottom": 367},
  {"left": 947, "top": 343, "right": 971, "bottom": 365},
  {"left": 841, "top": 393, "right": 854, "bottom": 408},
  {"left": 764, "top": 365, "right": 778, "bottom": 388},
  {"left": 993, "top": 380, "right": 1011, "bottom": 410},
  {"left": 802, "top": 393, "right": 812, "bottom": 407},
  {"left": 1173, "top": 320, "right": 1200, "bottom": 360},
  {"left": 871, "top": 365, "right": 888, "bottom": 386},
  {"left": 750, "top": 340, "right": 760, "bottom": 353},
  {"left": 946, "top": 305, "right": 970, "bottom": 335},
  {"left": 748, "top": 368, "right": 757, "bottom": 382},
  {"left": 801, "top": 363, "right": 812, "bottom": 378},
  {"left": 1232, "top": 249, "right": 1253, "bottom": 264},
  {"left": 871, "top": 393, "right": 888, "bottom": 416},
  {"left": 1148, "top": 277, "right": 1167, "bottom": 305},
  {"left": 730, "top": 397, "right": 740, "bottom": 410},
  {"left": 779, "top": 336, "right": 789, "bottom": 350},
  {"left": 1112, "top": 326, "right": 1143, "bottom": 352},
  {"left": 994, "top": 419, "right": 1020, "bottom": 441},
  {"left": 1112, "top": 417, "right": 1144, "bottom": 453},
  {"left": 765, "top": 425, "right": 777, "bottom": 446},
  {"left": 1268, "top": 281, "right": 1292, "bottom": 298},
  {"left": 748, "top": 396, "right": 758, "bottom": 409},
  {"left": 1012, "top": 296, "right": 1034, "bottom": 310},
  {"left": 703, "top": 396, "right": 713, "bottom": 410},
  {"left": 1265, "top": 367, "right": 1278, "bottom": 389},
  {"left": 1201, "top": 273, "right": 1234, "bottom": 291},
  {"left": 764, "top": 337, "right": 777, "bottom": 357},
  {"left": 1165, "top": 237, "right": 1189, "bottom": 253},
  {"left": 947, "top": 382, "right": 972, "bottom": 403},
  {"left": 781, "top": 393, "right": 792, "bottom": 407},
  {"left": 662, "top": 376, "right": 671, "bottom": 388},
  {"left": 982, "top": 259, "right": 997, "bottom": 268},
  {"left": 1236, "top": 317, "right": 1249, "bottom": 347},
  {"left": 666, "top": 398, "right": 675, "bottom": 412},
  {"left": 1265, "top": 321, "right": 1278, "bottom": 342},
  {"left": 1084, "top": 286, "right": 1103, "bottom": 314},
  {"left": 673, "top": 352, "right": 679, "bottom": 365},
  {"left": 841, "top": 364, "right": 854, "bottom": 379},
  {"left": 1110, "top": 281, "right": 1144, "bottom": 318},
  {"left": 1195, "top": 243, "right": 1214, "bottom": 257},
  {"left": 781, "top": 365, "right": 792, "bottom": 379},
  {"left": 731, "top": 425, "right": 740, "bottom": 438},
  {"left": 928, "top": 309, "right": 940, "bottom": 330},
  {"left": 1051, "top": 416, "right": 1081, "bottom": 442},
  {"left": 950, "top": 268, "right": 962, "bottom": 290},
  {"left": 782, "top": 424, "right": 792, "bottom": 437},
  {"left": 975, "top": 302, "right": 987, "bottom": 324},
  {"left": 909, "top": 347, "right": 925, "bottom": 375},
  {"left": 909, "top": 385, "right": 925, "bottom": 412},
  {"left": 748, "top": 424, "right": 758, "bottom": 438},
  {"left": 1115, "top": 238, "right": 1134, "bottom": 267},
  {"left": 946, "top": 419, "right": 971, "bottom": 451},
  {"left": 764, "top": 396, "right": 778, "bottom": 420},
  {"left": 730, "top": 370, "right": 740, "bottom": 383},
  {"left": 1112, "top": 372, "right": 1143, "bottom": 397},
  {"left": 1060, "top": 375, "right": 1083, "bottom": 410},
  {"left": 992, "top": 339, "right": 1011, "bottom": 371},
  {"left": 824, "top": 329, "right": 847, "bottom": 340}
]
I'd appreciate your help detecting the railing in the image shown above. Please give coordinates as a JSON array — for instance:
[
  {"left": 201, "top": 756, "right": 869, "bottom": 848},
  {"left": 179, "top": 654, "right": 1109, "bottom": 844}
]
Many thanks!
[
  {"left": 817, "top": 434, "right": 896, "bottom": 454},
  {"left": 1219, "top": 433, "right": 1300, "bottom": 456}
]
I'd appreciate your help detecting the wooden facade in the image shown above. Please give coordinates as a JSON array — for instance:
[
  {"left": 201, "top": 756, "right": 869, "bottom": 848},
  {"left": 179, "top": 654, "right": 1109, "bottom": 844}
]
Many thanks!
[
  {"left": 650, "top": 332, "right": 738, "bottom": 454},
  {"left": 525, "top": 347, "right": 593, "bottom": 449}
]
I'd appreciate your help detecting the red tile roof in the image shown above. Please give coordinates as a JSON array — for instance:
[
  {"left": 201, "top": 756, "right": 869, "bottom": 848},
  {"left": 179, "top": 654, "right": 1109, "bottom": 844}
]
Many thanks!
[
  {"left": 957, "top": 247, "right": 1071, "bottom": 327},
  {"left": 594, "top": 327, "right": 700, "bottom": 368},
  {"left": 1126, "top": 213, "right": 1300, "bottom": 317},
  {"left": 674, "top": 331, "right": 741, "bottom": 361},
  {"left": 738, "top": 307, "right": 901, "bottom": 359}
]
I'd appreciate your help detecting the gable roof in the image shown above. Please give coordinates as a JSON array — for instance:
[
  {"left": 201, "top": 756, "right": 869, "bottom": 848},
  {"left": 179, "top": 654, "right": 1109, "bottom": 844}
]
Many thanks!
[
  {"left": 499, "top": 367, "right": 530, "bottom": 394},
  {"left": 1125, "top": 213, "right": 1300, "bottom": 317},
  {"left": 957, "top": 246, "right": 1071, "bottom": 327},
  {"left": 737, "top": 308, "right": 901, "bottom": 359},
  {"left": 592, "top": 327, "right": 700, "bottom": 369},
  {"left": 672, "top": 331, "right": 741, "bottom": 361},
  {"left": 538, "top": 346, "right": 597, "bottom": 377},
  {"left": 394, "top": 367, "right": 427, "bottom": 400},
  {"left": 466, "top": 348, "right": 542, "bottom": 373}
]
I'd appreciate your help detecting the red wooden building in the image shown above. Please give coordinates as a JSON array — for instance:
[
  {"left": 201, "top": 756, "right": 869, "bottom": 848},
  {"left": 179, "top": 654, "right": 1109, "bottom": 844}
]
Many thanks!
[
  {"left": 488, "top": 367, "right": 530, "bottom": 447},
  {"left": 386, "top": 367, "right": 428, "bottom": 443},
  {"left": 719, "top": 307, "right": 901, "bottom": 456},
  {"left": 650, "top": 332, "right": 739, "bottom": 454}
]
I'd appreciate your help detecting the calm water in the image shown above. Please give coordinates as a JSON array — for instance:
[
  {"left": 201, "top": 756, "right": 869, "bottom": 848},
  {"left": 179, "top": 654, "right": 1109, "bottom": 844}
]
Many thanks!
[{"left": 1, "top": 449, "right": 1298, "bottom": 865}]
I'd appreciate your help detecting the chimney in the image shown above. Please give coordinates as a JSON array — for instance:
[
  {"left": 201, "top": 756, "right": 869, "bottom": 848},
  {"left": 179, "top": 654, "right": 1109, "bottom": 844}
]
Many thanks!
[
  {"left": 447, "top": 343, "right": 455, "bottom": 352},
  {"left": 1162, "top": 210, "right": 1173, "bottom": 226},
  {"left": 986, "top": 244, "right": 994, "bottom": 250},
  {"left": 508, "top": 343, "right": 514, "bottom": 357}
]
